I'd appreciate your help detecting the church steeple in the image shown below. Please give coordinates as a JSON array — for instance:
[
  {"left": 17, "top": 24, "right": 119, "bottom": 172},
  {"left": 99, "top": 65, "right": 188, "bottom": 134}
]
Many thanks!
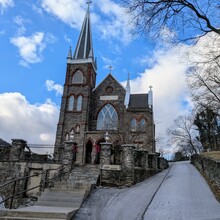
[{"left": 72, "top": 3, "right": 95, "bottom": 65}]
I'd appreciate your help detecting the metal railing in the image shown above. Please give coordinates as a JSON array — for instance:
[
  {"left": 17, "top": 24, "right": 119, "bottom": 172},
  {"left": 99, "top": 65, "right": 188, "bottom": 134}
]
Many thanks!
[{"left": 0, "top": 163, "right": 72, "bottom": 209}]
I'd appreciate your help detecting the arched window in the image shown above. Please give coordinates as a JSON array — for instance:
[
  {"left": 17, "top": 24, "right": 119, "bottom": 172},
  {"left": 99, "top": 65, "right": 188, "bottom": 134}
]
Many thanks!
[
  {"left": 76, "top": 95, "right": 82, "bottom": 111},
  {"left": 130, "top": 118, "right": 137, "bottom": 131},
  {"left": 140, "top": 119, "right": 146, "bottom": 131},
  {"left": 75, "top": 125, "right": 80, "bottom": 133},
  {"left": 72, "top": 70, "right": 83, "bottom": 83},
  {"left": 68, "top": 95, "right": 74, "bottom": 111},
  {"left": 97, "top": 104, "right": 118, "bottom": 130},
  {"left": 65, "top": 133, "right": 69, "bottom": 141}
]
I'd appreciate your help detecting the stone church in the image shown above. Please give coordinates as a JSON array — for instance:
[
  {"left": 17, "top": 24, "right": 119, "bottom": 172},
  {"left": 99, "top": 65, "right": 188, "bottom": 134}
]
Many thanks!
[{"left": 54, "top": 6, "right": 155, "bottom": 165}]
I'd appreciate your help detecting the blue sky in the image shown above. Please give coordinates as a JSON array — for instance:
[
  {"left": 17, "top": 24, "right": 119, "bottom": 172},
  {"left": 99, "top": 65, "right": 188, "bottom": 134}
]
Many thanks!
[{"left": 0, "top": 0, "right": 198, "bottom": 154}]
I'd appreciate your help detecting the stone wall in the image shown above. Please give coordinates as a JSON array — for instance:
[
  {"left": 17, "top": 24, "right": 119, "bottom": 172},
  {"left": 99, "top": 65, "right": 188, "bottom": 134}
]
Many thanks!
[
  {"left": 191, "top": 154, "right": 220, "bottom": 188},
  {"left": 100, "top": 143, "right": 168, "bottom": 187}
]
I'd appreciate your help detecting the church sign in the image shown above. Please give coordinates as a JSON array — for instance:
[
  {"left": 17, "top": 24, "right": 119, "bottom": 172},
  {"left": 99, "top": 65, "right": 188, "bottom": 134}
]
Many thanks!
[
  {"left": 101, "top": 164, "right": 121, "bottom": 171},
  {"left": 100, "top": 96, "right": 118, "bottom": 101}
]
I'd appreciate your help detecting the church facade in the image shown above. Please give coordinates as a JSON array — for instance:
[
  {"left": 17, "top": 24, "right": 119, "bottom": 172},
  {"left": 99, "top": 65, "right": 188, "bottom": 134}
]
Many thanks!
[{"left": 54, "top": 7, "right": 155, "bottom": 165}]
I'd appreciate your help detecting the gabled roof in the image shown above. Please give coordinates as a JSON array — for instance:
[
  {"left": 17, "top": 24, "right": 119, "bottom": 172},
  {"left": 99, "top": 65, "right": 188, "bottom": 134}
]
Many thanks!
[
  {"left": 73, "top": 9, "right": 94, "bottom": 60},
  {"left": 129, "top": 94, "right": 149, "bottom": 108},
  {"left": 93, "top": 74, "right": 126, "bottom": 93}
]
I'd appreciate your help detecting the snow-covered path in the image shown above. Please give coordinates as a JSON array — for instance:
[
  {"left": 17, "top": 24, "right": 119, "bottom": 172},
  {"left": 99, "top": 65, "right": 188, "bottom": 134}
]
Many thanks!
[
  {"left": 143, "top": 161, "right": 220, "bottom": 220},
  {"left": 75, "top": 161, "right": 220, "bottom": 220}
]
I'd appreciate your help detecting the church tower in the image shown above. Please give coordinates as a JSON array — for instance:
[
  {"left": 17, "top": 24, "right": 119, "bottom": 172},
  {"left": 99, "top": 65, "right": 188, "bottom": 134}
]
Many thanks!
[{"left": 54, "top": 4, "right": 97, "bottom": 163}]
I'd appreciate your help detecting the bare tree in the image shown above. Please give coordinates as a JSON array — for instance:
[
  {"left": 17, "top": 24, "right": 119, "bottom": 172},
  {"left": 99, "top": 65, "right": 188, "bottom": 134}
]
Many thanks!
[
  {"left": 121, "top": 0, "right": 220, "bottom": 42},
  {"left": 167, "top": 115, "right": 202, "bottom": 155}
]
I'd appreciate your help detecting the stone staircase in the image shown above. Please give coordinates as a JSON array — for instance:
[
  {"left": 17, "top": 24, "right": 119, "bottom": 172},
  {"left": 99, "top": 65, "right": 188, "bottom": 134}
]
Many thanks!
[{"left": 1, "top": 165, "right": 100, "bottom": 220}]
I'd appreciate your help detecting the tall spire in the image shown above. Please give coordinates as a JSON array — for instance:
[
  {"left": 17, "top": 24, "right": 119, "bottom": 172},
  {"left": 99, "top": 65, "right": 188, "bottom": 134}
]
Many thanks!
[
  {"left": 73, "top": 3, "right": 94, "bottom": 62},
  {"left": 124, "top": 73, "right": 131, "bottom": 108}
]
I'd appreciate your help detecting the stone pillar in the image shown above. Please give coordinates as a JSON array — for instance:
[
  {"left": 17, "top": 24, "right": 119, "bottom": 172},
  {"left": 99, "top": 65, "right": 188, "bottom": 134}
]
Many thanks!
[
  {"left": 63, "top": 140, "right": 73, "bottom": 165},
  {"left": 100, "top": 142, "right": 112, "bottom": 165},
  {"left": 141, "top": 150, "right": 148, "bottom": 170},
  {"left": 10, "top": 139, "right": 27, "bottom": 161},
  {"left": 121, "top": 144, "right": 135, "bottom": 186}
]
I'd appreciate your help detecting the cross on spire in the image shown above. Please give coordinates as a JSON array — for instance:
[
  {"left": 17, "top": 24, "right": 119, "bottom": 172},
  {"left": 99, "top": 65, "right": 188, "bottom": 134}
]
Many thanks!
[
  {"left": 86, "top": 0, "right": 92, "bottom": 10},
  {"left": 149, "top": 85, "right": 153, "bottom": 90},
  {"left": 108, "top": 65, "right": 113, "bottom": 73}
]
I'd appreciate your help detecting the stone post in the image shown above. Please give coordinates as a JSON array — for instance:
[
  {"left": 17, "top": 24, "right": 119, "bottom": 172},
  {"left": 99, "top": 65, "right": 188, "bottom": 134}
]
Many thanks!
[
  {"left": 121, "top": 144, "right": 135, "bottom": 186},
  {"left": 100, "top": 142, "right": 112, "bottom": 165},
  {"left": 141, "top": 150, "right": 148, "bottom": 170},
  {"left": 10, "top": 139, "right": 27, "bottom": 161},
  {"left": 63, "top": 140, "right": 74, "bottom": 165}
]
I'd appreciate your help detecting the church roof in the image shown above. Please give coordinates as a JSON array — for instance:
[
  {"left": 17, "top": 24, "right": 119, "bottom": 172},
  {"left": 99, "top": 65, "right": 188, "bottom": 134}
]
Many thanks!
[
  {"left": 0, "top": 138, "right": 11, "bottom": 147},
  {"left": 73, "top": 9, "right": 94, "bottom": 60},
  {"left": 129, "top": 94, "right": 149, "bottom": 108}
]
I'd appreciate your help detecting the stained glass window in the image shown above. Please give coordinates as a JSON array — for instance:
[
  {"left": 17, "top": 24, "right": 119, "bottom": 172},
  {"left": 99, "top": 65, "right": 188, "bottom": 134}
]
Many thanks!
[
  {"left": 140, "top": 119, "right": 146, "bottom": 131},
  {"left": 68, "top": 96, "right": 74, "bottom": 111},
  {"left": 97, "top": 104, "right": 118, "bottom": 130},
  {"left": 130, "top": 118, "right": 137, "bottom": 131},
  {"left": 76, "top": 95, "right": 82, "bottom": 111}
]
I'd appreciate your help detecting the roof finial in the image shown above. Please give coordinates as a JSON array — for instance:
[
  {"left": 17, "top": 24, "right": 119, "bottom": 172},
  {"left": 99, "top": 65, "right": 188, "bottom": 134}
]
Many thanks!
[
  {"left": 149, "top": 85, "right": 153, "bottom": 91},
  {"left": 86, "top": 0, "right": 92, "bottom": 11},
  {"left": 108, "top": 65, "right": 113, "bottom": 73}
]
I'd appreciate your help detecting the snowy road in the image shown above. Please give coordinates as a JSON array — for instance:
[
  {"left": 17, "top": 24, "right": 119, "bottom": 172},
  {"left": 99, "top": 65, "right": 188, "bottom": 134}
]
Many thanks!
[{"left": 75, "top": 161, "right": 220, "bottom": 220}]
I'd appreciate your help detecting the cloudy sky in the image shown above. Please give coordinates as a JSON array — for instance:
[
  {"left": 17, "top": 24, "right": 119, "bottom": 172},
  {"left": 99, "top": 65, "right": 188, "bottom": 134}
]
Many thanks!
[{"left": 0, "top": 0, "right": 194, "bottom": 154}]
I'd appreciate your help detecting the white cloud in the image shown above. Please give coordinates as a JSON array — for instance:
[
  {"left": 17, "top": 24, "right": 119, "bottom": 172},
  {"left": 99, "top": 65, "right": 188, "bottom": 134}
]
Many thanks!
[
  {"left": 10, "top": 32, "right": 45, "bottom": 67},
  {"left": 0, "top": 93, "right": 59, "bottom": 153},
  {"left": 41, "top": 0, "right": 86, "bottom": 29},
  {"left": 10, "top": 32, "right": 56, "bottom": 67},
  {"left": 46, "top": 80, "right": 63, "bottom": 95},
  {"left": 32, "top": 4, "right": 43, "bottom": 15},
  {"left": 0, "top": 0, "right": 14, "bottom": 14}
]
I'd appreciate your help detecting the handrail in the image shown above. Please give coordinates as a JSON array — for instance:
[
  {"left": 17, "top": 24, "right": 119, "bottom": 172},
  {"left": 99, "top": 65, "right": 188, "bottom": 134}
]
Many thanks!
[{"left": 0, "top": 163, "right": 73, "bottom": 209}]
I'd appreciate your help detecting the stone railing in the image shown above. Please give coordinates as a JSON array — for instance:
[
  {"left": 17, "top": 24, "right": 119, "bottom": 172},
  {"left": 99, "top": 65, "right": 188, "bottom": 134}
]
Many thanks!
[
  {"left": 100, "top": 143, "right": 168, "bottom": 187},
  {"left": 191, "top": 154, "right": 220, "bottom": 188}
]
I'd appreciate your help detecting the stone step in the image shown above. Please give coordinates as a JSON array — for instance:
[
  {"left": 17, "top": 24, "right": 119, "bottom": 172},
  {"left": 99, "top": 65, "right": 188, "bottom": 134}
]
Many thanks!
[
  {"left": 35, "top": 201, "right": 81, "bottom": 208},
  {"left": 37, "top": 195, "right": 83, "bottom": 203},
  {"left": 4, "top": 206, "right": 77, "bottom": 219},
  {"left": 41, "top": 190, "right": 85, "bottom": 197}
]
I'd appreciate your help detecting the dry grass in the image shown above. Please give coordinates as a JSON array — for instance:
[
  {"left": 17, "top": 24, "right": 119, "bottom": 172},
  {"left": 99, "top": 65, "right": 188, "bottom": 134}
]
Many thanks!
[{"left": 201, "top": 151, "right": 220, "bottom": 161}]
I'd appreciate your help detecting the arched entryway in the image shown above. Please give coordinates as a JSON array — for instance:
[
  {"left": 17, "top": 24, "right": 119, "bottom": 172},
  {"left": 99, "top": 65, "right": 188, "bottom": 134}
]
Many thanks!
[{"left": 85, "top": 140, "right": 93, "bottom": 164}]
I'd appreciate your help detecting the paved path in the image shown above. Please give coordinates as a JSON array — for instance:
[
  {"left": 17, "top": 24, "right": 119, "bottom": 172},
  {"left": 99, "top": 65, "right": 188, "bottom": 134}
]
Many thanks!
[{"left": 75, "top": 161, "right": 220, "bottom": 220}]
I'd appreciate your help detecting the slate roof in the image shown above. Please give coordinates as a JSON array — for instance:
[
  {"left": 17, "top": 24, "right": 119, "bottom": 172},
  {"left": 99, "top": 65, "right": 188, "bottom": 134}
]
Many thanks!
[
  {"left": 0, "top": 138, "right": 11, "bottom": 147},
  {"left": 129, "top": 94, "right": 149, "bottom": 108},
  {"left": 73, "top": 10, "right": 94, "bottom": 60}
]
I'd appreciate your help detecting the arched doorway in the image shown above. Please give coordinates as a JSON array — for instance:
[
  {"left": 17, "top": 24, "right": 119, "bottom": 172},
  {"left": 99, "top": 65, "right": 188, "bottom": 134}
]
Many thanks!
[{"left": 85, "top": 140, "right": 93, "bottom": 164}]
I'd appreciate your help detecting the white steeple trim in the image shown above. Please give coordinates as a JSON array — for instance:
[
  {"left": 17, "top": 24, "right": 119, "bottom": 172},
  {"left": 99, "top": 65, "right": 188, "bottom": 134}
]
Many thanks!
[
  {"left": 124, "top": 73, "right": 131, "bottom": 108},
  {"left": 148, "top": 85, "right": 153, "bottom": 109}
]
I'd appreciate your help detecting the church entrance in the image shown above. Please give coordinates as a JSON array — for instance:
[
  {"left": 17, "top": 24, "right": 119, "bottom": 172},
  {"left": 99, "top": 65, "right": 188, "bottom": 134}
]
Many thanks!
[{"left": 85, "top": 140, "right": 93, "bottom": 164}]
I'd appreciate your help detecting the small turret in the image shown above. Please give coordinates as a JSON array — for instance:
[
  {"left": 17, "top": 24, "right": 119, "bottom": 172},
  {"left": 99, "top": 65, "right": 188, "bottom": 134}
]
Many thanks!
[
  {"left": 148, "top": 85, "right": 153, "bottom": 109},
  {"left": 67, "top": 46, "right": 72, "bottom": 63},
  {"left": 124, "top": 73, "right": 131, "bottom": 108}
]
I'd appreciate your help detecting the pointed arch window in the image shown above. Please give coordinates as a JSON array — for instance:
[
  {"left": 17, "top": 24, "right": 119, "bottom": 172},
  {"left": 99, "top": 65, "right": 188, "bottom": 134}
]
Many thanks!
[
  {"left": 65, "top": 133, "right": 69, "bottom": 141},
  {"left": 140, "top": 119, "right": 146, "bottom": 131},
  {"left": 75, "top": 125, "right": 80, "bottom": 133},
  {"left": 97, "top": 104, "right": 118, "bottom": 130},
  {"left": 72, "top": 70, "right": 83, "bottom": 84},
  {"left": 68, "top": 95, "right": 74, "bottom": 111},
  {"left": 76, "top": 95, "right": 82, "bottom": 111},
  {"left": 130, "top": 118, "right": 137, "bottom": 131}
]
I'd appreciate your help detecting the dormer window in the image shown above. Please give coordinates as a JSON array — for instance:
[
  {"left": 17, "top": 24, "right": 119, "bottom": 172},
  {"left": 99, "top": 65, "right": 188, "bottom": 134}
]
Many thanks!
[{"left": 72, "top": 70, "right": 83, "bottom": 84}]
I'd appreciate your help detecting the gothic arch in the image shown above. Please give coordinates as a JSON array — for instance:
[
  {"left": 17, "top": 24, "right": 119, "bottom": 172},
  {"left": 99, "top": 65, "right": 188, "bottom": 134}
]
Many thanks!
[
  {"left": 96, "top": 103, "right": 118, "bottom": 130},
  {"left": 72, "top": 69, "right": 84, "bottom": 84}
]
